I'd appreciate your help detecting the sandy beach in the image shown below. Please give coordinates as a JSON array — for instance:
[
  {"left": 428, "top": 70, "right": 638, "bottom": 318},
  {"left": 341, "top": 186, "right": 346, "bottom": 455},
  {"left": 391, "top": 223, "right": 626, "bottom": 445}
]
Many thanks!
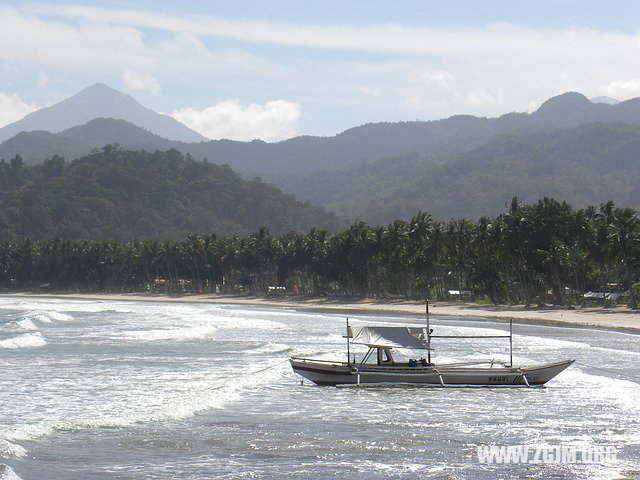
[{"left": 2, "top": 292, "right": 639, "bottom": 333}]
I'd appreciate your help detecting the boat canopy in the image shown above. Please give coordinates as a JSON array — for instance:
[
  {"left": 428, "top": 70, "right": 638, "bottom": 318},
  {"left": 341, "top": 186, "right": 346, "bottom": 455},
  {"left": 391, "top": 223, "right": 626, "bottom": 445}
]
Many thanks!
[{"left": 351, "top": 326, "right": 431, "bottom": 350}]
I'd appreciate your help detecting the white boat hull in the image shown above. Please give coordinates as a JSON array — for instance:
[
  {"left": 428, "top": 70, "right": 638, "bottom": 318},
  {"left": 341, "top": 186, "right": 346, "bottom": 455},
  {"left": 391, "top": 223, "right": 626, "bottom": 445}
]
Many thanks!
[{"left": 290, "top": 358, "right": 574, "bottom": 387}]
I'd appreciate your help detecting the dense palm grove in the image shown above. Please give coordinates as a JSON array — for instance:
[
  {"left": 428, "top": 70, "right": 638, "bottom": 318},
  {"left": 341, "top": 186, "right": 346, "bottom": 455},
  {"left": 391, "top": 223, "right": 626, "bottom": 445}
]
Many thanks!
[{"left": 1, "top": 197, "right": 639, "bottom": 306}]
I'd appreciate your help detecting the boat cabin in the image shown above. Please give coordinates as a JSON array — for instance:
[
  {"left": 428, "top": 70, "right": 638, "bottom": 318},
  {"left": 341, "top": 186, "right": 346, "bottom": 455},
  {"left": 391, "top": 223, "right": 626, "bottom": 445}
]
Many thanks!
[
  {"left": 348, "top": 326, "right": 434, "bottom": 367},
  {"left": 377, "top": 347, "right": 394, "bottom": 365},
  {"left": 356, "top": 345, "right": 431, "bottom": 367}
]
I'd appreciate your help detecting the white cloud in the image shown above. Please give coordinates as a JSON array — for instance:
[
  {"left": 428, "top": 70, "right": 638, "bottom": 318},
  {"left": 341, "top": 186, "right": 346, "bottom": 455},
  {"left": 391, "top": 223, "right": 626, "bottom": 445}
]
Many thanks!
[
  {"left": 420, "top": 71, "right": 454, "bottom": 90},
  {"left": 36, "top": 72, "right": 48, "bottom": 88},
  {"left": 0, "top": 6, "right": 149, "bottom": 69},
  {"left": 25, "top": 5, "right": 640, "bottom": 64},
  {"left": 464, "top": 89, "right": 496, "bottom": 107},
  {"left": 122, "top": 69, "right": 160, "bottom": 94},
  {"left": 405, "top": 94, "right": 435, "bottom": 110},
  {"left": 360, "top": 86, "right": 380, "bottom": 98},
  {"left": 6, "top": 4, "right": 640, "bottom": 127},
  {"left": 598, "top": 79, "right": 640, "bottom": 98},
  {"left": 171, "top": 100, "right": 301, "bottom": 141},
  {"left": 527, "top": 98, "right": 543, "bottom": 113},
  {"left": 0, "top": 92, "right": 38, "bottom": 127},
  {"left": 0, "top": 6, "right": 275, "bottom": 76}
]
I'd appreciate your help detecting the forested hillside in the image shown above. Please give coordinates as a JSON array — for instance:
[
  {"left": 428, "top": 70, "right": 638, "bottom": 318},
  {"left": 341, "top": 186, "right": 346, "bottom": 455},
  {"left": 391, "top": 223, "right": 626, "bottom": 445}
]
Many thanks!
[
  {"left": 288, "top": 122, "right": 640, "bottom": 224},
  {"left": 0, "top": 118, "right": 177, "bottom": 162},
  {"left": 4, "top": 92, "right": 640, "bottom": 226},
  {"left": 0, "top": 147, "right": 337, "bottom": 240}
]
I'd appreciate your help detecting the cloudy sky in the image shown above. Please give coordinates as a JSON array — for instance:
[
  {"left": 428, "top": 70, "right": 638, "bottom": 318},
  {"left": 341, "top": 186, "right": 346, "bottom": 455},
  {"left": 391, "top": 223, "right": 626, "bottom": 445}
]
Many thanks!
[{"left": 2, "top": 0, "right": 640, "bottom": 141}]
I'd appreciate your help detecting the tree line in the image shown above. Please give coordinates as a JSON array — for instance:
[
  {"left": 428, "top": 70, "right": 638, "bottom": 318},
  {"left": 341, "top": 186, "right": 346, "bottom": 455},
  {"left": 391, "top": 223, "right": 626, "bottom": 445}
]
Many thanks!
[{"left": 1, "top": 197, "right": 639, "bottom": 307}]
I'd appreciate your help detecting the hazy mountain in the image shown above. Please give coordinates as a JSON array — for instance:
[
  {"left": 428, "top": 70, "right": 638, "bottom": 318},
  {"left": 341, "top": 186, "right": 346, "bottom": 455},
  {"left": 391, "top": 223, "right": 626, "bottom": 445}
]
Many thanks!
[
  {"left": 1, "top": 114, "right": 528, "bottom": 170},
  {"left": 528, "top": 92, "right": 609, "bottom": 128},
  {"left": 590, "top": 95, "right": 620, "bottom": 105},
  {"left": 5, "top": 90, "right": 640, "bottom": 226},
  {"left": 0, "top": 118, "right": 179, "bottom": 162},
  {"left": 0, "top": 147, "right": 337, "bottom": 240},
  {"left": 287, "top": 122, "right": 640, "bottom": 224},
  {"left": 163, "top": 92, "right": 640, "bottom": 178},
  {"left": 0, "top": 83, "right": 206, "bottom": 143},
  {"left": 6, "top": 91, "right": 640, "bottom": 180}
]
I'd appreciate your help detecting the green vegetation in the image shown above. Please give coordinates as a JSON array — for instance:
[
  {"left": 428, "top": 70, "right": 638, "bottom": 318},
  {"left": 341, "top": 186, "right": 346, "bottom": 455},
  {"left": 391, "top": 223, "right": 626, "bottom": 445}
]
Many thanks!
[
  {"left": 1, "top": 197, "right": 638, "bottom": 306},
  {"left": 629, "top": 282, "right": 640, "bottom": 309},
  {"left": 0, "top": 146, "right": 337, "bottom": 240},
  {"left": 0, "top": 118, "right": 175, "bottom": 163},
  {"left": 289, "top": 122, "right": 640, "bottom": 224},
  {"left": 6, "top": 93, "right": 640, "bottom": 227}
]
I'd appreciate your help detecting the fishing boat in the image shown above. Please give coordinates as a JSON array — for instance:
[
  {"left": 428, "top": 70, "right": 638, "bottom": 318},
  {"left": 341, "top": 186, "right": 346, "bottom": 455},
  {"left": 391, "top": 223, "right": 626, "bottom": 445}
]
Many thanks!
[{"left": 290, "top": 305, "right": 574, "bottom": 387}]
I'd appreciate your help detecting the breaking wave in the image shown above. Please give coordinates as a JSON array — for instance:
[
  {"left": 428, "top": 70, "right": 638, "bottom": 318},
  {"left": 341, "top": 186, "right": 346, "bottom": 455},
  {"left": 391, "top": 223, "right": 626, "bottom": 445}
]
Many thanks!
[
  {"left": 251, "top": 343, "right": 292, "bottom": 354},
  {"left": 22, "top": 311, "right": 74, "bottom": 324},
  {"left": 31, "top": 314, "right": 51, "bottom": 324},
  {"left": 0, "top": 332, "right": 46, "bottom": 349},
  {"left": 7, "top": 319, "right": 38, "bottom": 331},
  {"left": 3, "top": 361, "right": 288, "bottom": 443},
  {"left": 0, "top": 464, "right": 24, "bottom": 480},
  {"left": 118, "top": 325, "right": 218, "bottom": 342},
  {"left": 0, "top": 440, "right": 26, "bottom": 459},
  {"left": 45, "top": 311, "right": 74, "bottom": 322}
]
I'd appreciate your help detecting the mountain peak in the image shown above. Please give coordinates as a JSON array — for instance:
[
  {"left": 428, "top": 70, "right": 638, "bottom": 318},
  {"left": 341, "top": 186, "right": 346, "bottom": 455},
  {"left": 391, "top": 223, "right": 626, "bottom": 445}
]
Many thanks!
[
  {"left": 58, "top": 83, "right": 145, "bottom": 113},
  {"left": 78, "top": 83, "right": 124, "bottom": 96},
  {"left": 0, "top": 84, "right": 206, "bottom": 143},
  {"left": 535, "top": 92, "right": 592, "bottom": 114},
  {"left": 84, "top": 82, "right": 111, "bottom": 90},
  {"left": 590, "top": 95, "right": 620, "bottom": 105},
  {"left": 530, "top": 91, "right": 604, "bottom": 126}
]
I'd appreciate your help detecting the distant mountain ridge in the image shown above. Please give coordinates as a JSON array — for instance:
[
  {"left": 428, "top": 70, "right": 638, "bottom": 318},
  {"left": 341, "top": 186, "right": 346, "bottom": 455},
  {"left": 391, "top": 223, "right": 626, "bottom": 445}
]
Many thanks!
[
  {"left": 285, "top": 122, "right": 640, "bottom": 223},
  {"left": 5, "top": 90, "right": 640, "bottom": 225},
  {"left": 0, "top": 118, "right": 177, "bottom": 162},
  {"left": 0, "top": 83, "right": 206, "bottom": 143},
  {"left": 5, "top": 91, "right": 640, "bottom": 180}
]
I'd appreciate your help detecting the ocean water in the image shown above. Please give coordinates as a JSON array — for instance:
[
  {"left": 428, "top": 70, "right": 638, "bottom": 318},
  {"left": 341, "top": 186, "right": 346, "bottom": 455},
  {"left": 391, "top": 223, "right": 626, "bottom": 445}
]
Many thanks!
[{"left": 0, "top": 296, "right": 639, "bottom": 479}]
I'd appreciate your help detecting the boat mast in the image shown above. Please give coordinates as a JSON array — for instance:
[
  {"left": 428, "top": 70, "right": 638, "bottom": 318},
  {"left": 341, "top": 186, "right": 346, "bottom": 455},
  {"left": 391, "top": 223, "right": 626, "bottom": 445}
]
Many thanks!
[
  {"left": 426, "top": 300, "right": 431, "bottom": 363},
  {"left": 346, "top": 317, "right": 351, "bottom": 364},
  {"left": 509, "top": 318, "right": 513, "bottom": 367}
]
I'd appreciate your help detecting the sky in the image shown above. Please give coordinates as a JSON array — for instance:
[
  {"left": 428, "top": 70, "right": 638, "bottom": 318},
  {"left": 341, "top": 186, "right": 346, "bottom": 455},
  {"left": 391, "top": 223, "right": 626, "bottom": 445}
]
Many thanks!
[{"left": 2, "top": 1, "right": 640, "bottom": 141}]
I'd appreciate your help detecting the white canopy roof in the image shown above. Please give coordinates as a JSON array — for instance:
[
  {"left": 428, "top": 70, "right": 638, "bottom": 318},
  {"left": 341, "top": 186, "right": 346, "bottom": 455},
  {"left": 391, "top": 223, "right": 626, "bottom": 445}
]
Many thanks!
[{"left": 351, "top": 326, "right": 431, "bottom": 350}]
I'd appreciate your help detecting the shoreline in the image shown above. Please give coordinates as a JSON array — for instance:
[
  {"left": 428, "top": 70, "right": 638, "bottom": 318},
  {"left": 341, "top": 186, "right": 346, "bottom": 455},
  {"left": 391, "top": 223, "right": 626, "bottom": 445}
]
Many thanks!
[{"left": 2, "top": 291, "right": 639, "bottom": 333}]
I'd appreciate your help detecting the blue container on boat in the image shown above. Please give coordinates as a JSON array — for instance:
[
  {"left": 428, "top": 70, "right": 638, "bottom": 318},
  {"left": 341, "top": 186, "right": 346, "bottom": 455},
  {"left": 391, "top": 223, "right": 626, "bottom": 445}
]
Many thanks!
[{"left": 408, "top": 359, "right": 417, "bottom": 367}]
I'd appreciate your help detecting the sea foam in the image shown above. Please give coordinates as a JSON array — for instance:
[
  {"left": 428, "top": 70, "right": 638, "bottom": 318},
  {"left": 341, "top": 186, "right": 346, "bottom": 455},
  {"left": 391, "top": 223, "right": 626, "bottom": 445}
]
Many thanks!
[
  {"left": 31, "top": 314, "right": 52, "bottom": 324},
  {"left": 0, "top": 332, "right": 46, "bottom": 349},
  {"left": 252, "top": 343, "right": 292, "bottom": 354},
  {"left": 24, "top": 311, "right": 75, "bottom": 324},
  {"left": 46, "top": 311, "right": 74, "bottom": 322},
  {"left": 0, "top": 464, "right": 24, "bottom": 480},
  {"left": 3, "top": 360, "right": 288, "bottom": 444},
  {"left": 118, "top": 325, "right": 218, "bottom": 342},
  {"left": 0, "top": 439, "right": 26, "bottom": 459},
  {"left": 12, "top": 319, "right": 38, "bottom": 331},
  {"left": 566, "top": 368, "right": 640, "bottom": 413}
]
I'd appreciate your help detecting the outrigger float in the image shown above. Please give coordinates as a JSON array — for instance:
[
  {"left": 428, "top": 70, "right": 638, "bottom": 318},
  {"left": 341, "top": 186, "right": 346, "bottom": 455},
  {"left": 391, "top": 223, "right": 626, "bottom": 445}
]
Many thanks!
[{"left": 290, "top": 303, "right": 574, "bottom": 387}]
